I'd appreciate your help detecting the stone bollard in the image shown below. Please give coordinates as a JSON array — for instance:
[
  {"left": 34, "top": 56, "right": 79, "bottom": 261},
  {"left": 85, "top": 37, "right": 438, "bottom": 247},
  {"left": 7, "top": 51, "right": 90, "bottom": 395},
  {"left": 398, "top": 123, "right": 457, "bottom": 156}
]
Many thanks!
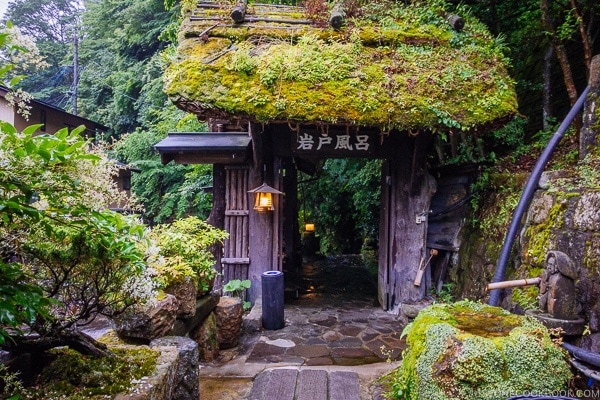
[
  {"left": 150, "top": 336, "right": 199, "bottom": 400},
  {"left": 215, "top": 296, "right": 243, "bottom": 349}
]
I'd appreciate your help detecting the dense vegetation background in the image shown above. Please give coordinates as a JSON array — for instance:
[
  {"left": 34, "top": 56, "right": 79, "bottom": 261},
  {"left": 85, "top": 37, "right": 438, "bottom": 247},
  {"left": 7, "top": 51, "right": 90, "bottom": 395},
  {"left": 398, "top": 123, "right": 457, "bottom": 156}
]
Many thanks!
[{"left": 2, "top": 0, "right": 599, "bottom": 251}]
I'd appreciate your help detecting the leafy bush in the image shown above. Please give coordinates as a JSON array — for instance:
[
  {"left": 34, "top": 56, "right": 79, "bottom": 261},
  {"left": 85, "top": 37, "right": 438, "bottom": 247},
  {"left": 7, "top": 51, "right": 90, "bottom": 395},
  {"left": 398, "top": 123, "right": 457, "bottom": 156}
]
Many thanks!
[{"left": 147, "top": 216, "right": 228, "bottom": 295}]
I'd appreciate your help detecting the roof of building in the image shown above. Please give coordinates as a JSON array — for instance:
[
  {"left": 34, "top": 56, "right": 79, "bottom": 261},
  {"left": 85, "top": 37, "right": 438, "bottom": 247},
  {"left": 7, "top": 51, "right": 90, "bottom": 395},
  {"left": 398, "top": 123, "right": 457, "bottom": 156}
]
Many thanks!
[{"left": 164, "top": 0, "right": 517, "bottom": 134}]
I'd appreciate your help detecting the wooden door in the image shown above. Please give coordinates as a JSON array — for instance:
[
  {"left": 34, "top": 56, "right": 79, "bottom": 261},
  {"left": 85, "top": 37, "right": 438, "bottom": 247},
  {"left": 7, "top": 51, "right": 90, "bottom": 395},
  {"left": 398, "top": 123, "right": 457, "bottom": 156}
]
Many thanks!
[{"left": 222, "top": 166, "right": 250, "bottom": 282}]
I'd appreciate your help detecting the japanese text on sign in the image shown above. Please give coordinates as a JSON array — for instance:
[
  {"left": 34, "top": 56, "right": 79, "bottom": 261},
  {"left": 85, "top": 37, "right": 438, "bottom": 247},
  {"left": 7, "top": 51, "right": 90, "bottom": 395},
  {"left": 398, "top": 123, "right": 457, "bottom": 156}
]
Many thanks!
[{"left": 296, "top": 133, "right": 370, "bottom": 152}]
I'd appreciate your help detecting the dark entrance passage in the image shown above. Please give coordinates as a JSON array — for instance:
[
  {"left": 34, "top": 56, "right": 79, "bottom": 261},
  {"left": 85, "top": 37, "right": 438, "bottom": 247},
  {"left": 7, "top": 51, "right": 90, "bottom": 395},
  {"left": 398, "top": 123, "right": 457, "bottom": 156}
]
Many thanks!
[{"left": 285, "top": 255, "right": 379, "bottom": 306}]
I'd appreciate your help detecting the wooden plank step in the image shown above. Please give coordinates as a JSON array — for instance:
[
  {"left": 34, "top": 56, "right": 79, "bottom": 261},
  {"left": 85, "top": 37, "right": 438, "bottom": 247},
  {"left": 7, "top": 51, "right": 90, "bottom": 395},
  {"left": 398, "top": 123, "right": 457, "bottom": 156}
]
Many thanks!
[
  {"left": 330, "top": 371, "right": 360, "bottom": 400},
  {"left": 246, "top": 369, "right": 298, "bottom": 400},
  {"left": 246, "top": 369, "right": 360, "bottom": 400},
  {"left": 297, "top": 370, "right": 328, "bottom": 400}
]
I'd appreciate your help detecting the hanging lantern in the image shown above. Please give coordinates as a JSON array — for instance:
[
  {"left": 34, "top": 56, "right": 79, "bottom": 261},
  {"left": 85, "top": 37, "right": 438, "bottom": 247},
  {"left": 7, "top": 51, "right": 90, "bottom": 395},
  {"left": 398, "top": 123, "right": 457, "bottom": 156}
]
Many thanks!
[{"left": 248, "top": 183, "right": 283, "bottom": 212}]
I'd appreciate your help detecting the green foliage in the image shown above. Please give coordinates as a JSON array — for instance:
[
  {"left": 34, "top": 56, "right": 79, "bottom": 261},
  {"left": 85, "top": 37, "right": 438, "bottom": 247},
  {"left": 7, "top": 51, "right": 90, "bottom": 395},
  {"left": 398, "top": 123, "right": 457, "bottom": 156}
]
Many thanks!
[
  {"left": 1, "top": 0, "right": 82, "bottom": 108},
  {"left": 430, "top": 283, "right": 455, "bottom": 304},
  {"left": 511, "top": 286, "right": 539, "bottom": 311},
  {"left": 23, "top": 210, "right": 149, "bottom": 324},
  {"left": 0, "top": 33, "right": 152, "bottom": 351},
  {"left": 77, "top": 0, "right": 178, "bottom": 135},
  {"left": 0, "top": 363, "right": 23, "bottom": 399},
  {"left": 223, "top": 279, "right": 252, "bottom": 310},
  {"left": 147, "top": 217, "right": 228, "bottom": 294},
  {"left": 112, "top": 107, "right": 212, "bottom": 225},
  {"left": 0, "top": 261, "right": 54, "bottom": 345},
  {"left": 301, "top": 159, "right": 381, "bottom": 254},
  {"left": 389, "top": 301, "right": 572, "bottom": 400}
]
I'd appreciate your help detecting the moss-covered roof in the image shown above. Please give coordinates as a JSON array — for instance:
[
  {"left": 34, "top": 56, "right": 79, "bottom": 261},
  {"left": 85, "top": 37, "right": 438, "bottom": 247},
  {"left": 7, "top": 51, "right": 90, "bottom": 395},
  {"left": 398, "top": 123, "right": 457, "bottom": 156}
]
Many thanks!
[{"left": 165, "top": 0, "right": 518, "bottom": 133}]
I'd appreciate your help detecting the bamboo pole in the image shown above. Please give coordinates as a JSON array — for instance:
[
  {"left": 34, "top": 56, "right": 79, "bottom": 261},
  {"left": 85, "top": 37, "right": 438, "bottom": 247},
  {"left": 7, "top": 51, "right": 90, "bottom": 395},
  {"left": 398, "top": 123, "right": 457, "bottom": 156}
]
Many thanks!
[{"left": 486, "top": 277, "right": 541, "bottom": 291}]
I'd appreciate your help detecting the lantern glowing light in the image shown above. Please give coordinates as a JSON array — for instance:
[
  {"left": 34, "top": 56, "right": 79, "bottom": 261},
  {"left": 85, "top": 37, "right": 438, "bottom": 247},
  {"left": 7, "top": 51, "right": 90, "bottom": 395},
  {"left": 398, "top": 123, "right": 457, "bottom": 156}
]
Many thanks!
[{"left": 248, "top": 183, "right": 282, "bottom": 212}]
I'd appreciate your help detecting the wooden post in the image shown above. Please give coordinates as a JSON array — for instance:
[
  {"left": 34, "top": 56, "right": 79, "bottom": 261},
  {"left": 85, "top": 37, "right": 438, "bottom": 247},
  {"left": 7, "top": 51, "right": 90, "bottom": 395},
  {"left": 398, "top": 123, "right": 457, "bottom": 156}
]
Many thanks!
[
  {"left": 329, "top": 3, "right": 345, "bottom": 29},
  {"left": 247, "top": 123, "right": 275, "bottom": 304},
  {"left": 444, "top": 13, "right": 464, "bottom": 31},
  {"left": 208, "top": 164, "right": 226, "bottom": 290},
  {"left": 231, "top": 0, "right": 247, "bottom": 23}
]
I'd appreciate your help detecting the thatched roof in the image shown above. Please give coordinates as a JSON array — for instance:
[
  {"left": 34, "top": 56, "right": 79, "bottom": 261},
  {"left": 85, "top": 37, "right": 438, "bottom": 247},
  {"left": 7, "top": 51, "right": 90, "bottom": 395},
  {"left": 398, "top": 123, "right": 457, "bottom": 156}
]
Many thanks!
[{"left": 164, "top": 0, "right": 517, "bottom": 133}]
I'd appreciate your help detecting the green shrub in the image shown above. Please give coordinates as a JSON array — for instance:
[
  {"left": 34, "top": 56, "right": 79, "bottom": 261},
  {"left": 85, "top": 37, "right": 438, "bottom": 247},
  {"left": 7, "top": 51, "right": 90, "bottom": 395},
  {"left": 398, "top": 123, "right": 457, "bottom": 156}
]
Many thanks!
[{"left": 147, "top": 216, "right": 228, "bottom": 295}]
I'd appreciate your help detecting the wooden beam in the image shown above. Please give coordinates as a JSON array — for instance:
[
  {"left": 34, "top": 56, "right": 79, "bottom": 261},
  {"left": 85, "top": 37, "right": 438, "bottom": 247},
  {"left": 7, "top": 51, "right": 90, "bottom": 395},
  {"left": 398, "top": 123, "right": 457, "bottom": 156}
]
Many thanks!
[
  {"left": 231, "top": 0, "right": 247, "bottom": 23},
  {"left": 445, "top": 13, "right": 464, "bottom": 31},
  {"left": 329, "top": 2, "right": 345, "bottom": 29}
]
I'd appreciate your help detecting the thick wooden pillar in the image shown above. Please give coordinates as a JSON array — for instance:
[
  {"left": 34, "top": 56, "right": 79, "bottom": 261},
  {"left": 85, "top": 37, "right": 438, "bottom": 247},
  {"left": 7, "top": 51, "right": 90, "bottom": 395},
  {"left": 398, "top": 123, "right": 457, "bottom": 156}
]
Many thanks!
[
  {"left": 383, "top": 132, "right": 436, "bottom": 311},
  {"left": 247, "top": 124, "right": 279, "bottom": 304}
]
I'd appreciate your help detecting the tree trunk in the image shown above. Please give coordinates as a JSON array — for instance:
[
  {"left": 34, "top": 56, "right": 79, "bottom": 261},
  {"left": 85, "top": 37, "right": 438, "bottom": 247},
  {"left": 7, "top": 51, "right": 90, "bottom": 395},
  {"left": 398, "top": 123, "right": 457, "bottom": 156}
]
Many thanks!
[
  {"left": 5, "top": 330, "right": 112, "bottom": 358},
  {"left": 580, "top": 54, "right": 600, "bottom": 159},
  {"left": 540, "top": 0, "right": 579, "bottom": 107},
  {"left": 543, "top": 46, "right": 554, "bottom": 131},
  {"left": 247, "top": 123, "right": 274, "bottom": 304},
  {"left": 570, "top": 0, "right": 592, "bottom": 73}
]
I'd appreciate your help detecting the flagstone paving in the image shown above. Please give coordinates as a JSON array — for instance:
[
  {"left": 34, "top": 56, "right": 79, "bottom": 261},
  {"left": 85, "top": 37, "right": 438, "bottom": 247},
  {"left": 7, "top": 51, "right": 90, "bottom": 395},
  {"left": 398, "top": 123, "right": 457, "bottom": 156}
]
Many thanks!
[{"left": 200, "top": 256, "right": 408, "bottom": 399}]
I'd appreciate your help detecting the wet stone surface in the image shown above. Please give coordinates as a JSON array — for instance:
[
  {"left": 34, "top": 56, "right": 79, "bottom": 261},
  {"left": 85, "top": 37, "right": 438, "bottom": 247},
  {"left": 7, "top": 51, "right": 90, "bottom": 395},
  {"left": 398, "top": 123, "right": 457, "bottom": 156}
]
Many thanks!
[{"left": 243, "top": 256, "right": 406, "bottom": 366}]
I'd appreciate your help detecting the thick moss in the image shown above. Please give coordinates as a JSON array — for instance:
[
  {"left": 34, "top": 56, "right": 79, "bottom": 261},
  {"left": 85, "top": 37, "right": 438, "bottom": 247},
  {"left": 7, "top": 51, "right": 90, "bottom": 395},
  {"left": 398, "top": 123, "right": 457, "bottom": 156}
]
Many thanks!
[
  {"left": 18, "top": 343, "right": 159, "bottom": 399},
  {"left": 165, "top": 0, "right": 517, "bottom": 131},
  {"left": 388, "top": 300, "right": 571, "bottom": 400}
]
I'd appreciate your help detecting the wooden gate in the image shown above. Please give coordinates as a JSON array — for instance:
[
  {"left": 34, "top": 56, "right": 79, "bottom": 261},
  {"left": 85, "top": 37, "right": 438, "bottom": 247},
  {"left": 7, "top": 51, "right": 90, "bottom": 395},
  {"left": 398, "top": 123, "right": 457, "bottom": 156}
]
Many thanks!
[{"left": 221, "top": 166, "right": 250, "bottom": 282}]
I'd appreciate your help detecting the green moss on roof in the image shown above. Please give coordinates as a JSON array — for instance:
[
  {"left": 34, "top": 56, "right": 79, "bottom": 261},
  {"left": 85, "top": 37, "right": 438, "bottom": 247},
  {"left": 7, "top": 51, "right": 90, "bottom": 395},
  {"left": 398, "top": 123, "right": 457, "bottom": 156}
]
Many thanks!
[{"left": 165, "top": 0, "right": 517, "bottom": 132}]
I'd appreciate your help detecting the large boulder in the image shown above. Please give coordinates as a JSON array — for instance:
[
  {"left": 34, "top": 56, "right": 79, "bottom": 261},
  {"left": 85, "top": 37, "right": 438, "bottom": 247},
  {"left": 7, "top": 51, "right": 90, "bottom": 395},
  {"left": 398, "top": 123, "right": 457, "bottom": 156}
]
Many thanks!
[
  {"left": 388, "top": 301, "right": 572, "bottom": 400},
  {"left": 112, "top": 294, "right": 179, "bottom": 342},
  {"left": 165, "top": 278, "right": 197, "bottom": 319}
]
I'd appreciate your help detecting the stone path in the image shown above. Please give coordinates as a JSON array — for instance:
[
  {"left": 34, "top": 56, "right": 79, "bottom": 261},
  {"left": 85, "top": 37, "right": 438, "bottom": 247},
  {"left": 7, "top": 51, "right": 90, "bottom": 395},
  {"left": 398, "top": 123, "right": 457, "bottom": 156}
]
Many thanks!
[
  {"left": 200, "top": 256, "right": 407, "bottom": 399},
  {"left": 245, "top": 301, "right": 405, "bottom": 366}
]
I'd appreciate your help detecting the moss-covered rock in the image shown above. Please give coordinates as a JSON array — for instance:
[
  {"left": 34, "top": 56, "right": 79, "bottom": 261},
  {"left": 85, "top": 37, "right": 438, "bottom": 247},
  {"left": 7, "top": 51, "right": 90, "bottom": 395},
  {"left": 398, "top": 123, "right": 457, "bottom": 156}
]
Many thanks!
[
  {"left": 387, "top": 300, "right": 572, "bottom": 400},
  {"left": 165, "top": 0, "right": 517, "bottom": 132}
]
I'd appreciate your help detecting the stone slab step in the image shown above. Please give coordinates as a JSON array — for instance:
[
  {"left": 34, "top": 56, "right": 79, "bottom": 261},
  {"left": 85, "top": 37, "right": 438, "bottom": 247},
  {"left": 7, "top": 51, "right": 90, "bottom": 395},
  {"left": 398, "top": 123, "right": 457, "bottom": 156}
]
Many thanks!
[{"left": 246, "top": 368, "right": 360, "bottom": 400}]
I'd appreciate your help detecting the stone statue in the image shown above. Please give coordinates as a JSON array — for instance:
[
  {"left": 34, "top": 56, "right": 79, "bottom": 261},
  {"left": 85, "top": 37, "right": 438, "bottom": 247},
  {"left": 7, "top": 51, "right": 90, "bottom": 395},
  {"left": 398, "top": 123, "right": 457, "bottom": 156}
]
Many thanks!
[{"left": 538, "top": 250, "right": 578, "bottom": 320}]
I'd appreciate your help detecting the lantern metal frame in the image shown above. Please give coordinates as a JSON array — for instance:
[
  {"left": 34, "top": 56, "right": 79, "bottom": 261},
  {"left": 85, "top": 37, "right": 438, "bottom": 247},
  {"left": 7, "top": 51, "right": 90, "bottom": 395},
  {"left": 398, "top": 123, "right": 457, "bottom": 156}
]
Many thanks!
[{"left": 248, "top": 182, "right": 283, "bottom": 212}]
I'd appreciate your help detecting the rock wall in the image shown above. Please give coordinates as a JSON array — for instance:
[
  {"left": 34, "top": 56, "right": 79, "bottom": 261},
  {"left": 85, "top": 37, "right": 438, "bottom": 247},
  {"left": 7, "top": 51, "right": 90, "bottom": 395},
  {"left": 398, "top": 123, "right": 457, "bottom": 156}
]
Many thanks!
[
  {"left": 450, "top": 54, "right": 600, "bottom": 344},
  {"left": 115, "top": 336, "right": 199, "bottom": 400},
  {"left": 521, "top": 188, "right": 600, "bottom": 327}
]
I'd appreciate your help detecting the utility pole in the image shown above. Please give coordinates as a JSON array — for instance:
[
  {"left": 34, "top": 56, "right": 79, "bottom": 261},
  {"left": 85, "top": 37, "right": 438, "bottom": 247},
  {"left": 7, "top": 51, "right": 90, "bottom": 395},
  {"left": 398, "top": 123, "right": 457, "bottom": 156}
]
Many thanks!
[{"left": 73, "top": 26, "right": 78, "bottom": 115}]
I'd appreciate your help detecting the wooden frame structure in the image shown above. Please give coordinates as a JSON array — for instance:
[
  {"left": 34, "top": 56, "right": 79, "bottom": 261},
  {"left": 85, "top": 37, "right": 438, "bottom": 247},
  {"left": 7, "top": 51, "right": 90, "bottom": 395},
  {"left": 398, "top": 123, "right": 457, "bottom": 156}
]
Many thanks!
[{"left": 157, "top": 0, "right": 517, "bottom": 312}]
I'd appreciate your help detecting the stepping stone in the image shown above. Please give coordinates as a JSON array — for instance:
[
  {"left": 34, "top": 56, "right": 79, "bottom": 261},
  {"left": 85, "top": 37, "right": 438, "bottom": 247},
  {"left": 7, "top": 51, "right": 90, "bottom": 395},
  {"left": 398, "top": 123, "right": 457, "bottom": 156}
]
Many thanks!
[{"left": 330, "top": 371, "right": 360, "bottom": 400}]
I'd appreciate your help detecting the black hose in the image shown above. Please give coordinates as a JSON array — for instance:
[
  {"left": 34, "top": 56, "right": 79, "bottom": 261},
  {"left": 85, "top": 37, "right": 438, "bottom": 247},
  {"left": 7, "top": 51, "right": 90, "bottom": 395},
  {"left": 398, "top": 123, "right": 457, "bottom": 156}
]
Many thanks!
[{"left": 488, "top": 86, "right": 591, "bottom": 306}]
